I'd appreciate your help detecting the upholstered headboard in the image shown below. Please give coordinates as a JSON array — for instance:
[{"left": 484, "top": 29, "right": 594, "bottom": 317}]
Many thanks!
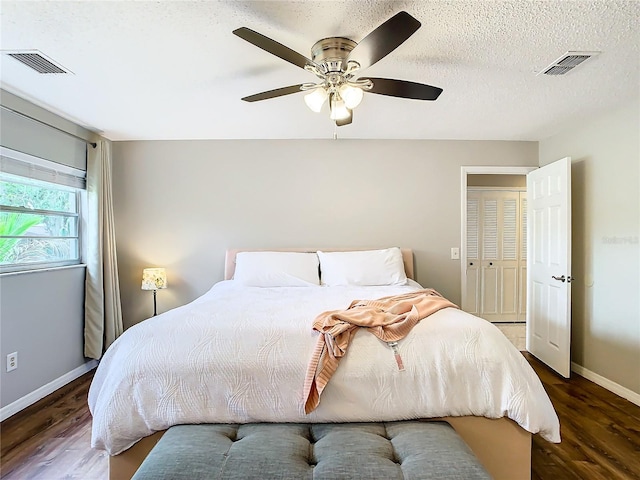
[{"left": 224, "top": 248, "right": 414, "bottom": 281}]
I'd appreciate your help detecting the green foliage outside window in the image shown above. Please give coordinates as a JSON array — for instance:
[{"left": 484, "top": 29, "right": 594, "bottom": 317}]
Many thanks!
[
  {"left": 0, "top": 212, "right": 43, "bottom": 262},
  {"left": 1, "top": 180, "right": 75, "bottom": 212},
  {"left": 0, "top": 177, "right": 79, "bottom": 268}
]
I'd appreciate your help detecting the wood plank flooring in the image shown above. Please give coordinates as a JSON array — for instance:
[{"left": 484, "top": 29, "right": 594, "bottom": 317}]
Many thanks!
[
  {"left": 1, "top": 354, "right": 639, "bottom": 479},
  {"left": 0, "top": 370, "right": 108, "bottom": 479},
  {"left": 526, "top": 352, "right": 640, "bottom": 480}
]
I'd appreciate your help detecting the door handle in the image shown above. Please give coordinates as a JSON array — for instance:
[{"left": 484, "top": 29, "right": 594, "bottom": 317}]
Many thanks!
[{"left": 552, "top": 275, "right": 566, "bottom": 282}]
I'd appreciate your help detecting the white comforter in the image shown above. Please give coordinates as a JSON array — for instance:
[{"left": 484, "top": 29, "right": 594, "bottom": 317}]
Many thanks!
[{"left": 89, "top": 280, "right": 560, "bottom": 455}]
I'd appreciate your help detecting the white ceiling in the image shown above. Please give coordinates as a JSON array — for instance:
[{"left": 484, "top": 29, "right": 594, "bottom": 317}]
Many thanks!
[{"left": 1, "top": 1, "right": 638, "bottom": 141}]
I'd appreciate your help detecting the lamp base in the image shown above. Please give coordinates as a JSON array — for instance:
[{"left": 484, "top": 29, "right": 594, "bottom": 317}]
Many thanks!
[{"left": 153, "top": 289, "right": 157, "bottom": 316}]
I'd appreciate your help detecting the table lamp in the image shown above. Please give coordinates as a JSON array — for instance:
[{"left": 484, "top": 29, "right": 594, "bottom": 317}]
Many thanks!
[{"left": 141, "top": 267, "right": 167, "bottom": 316}]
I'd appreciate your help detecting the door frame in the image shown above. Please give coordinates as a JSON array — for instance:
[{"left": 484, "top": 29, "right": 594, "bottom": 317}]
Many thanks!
[{"left": 460, "top": 166, "right": 537, "bottom": 317}]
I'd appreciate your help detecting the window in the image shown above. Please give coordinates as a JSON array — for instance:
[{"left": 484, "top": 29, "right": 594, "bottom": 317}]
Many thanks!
[{"left": 0, "top": 148, "right": 85, "bottom": 273}]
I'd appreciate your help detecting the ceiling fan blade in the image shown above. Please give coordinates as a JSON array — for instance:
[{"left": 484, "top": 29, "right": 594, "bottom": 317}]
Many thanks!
[
  {"left": 241, "top": 84, "right": 304, "bottom": 102},
  {"left": 336, "top": 109, "right": 353, "bottom": 127},
  {"left": 347, "top": 11, "right": 421, "bottom": 71},
  {"left": 363, "top": 77, "right": 443, "bottom": 100},
  {"left": 233, "top": 27, "right": 315, "bottom": 70}
]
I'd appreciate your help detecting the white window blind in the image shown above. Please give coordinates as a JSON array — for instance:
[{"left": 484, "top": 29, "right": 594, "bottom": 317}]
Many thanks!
[
  {"left": 0, "top": 97, "right": 88, "bottom": 171},
  {"left": 0, "top": 147, "right": 86, "bottom": 190}
]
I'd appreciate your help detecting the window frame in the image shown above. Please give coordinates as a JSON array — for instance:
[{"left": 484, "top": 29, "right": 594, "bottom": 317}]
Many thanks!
[{"left": 0, "top": 147, "right": 86, "bottom": 274}]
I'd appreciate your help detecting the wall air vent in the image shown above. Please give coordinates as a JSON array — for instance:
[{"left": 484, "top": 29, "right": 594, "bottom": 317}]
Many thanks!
[
  {"left": 538, "top": 51, "right": 601, "bottom": 76},
  {"left": 5, "top": 50, "right": 71, "bottom": 74}
]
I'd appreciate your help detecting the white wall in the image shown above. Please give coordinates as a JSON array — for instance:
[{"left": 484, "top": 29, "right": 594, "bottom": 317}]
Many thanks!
[
  {"left": 539, "top": 99, "right": 640, "bottom": 396},
  {"left": 111, "top": 139, "right": 537, "bottom": 328}
]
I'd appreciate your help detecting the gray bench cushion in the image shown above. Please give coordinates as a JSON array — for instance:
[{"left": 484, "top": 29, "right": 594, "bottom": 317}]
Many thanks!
[{"left": 132, "top": 421, "right": 491, "bottom": 480}]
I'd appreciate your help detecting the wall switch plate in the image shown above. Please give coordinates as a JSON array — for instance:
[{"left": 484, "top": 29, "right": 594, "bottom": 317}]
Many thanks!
[
  {"left": 7, "top": 352, "right": 17, "bottom": 372},
  {"left": 451, "top": 247, "right": 460, "bottom": 260}
]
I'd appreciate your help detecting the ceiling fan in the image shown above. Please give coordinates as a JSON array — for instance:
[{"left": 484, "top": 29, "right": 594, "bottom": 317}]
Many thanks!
[{"left": 233, "top": 11, "right": 443, "bottom": 127}]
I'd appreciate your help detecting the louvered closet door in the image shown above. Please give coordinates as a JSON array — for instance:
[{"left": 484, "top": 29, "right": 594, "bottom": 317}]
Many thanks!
[
  {"left": 466, "top": 190, "right": 525, "bottom": 322},
  {"left": 518, "top": 194, "right": 527, "bottom": 322},
  {"left": 464, "top": 196, "right": 480, "bottom": 314}
]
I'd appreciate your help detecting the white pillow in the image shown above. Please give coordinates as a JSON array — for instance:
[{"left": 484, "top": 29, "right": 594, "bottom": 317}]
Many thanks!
[
  {"left": 234, "top": 251, "right": 320, "bottom": 287},
  {"left": 317, "top": 248, "right": 408, "bottom": 286}
]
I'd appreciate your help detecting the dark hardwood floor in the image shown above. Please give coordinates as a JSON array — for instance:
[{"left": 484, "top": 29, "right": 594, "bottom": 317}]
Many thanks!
[
  {"left": 1, "top": 354, "right": 639, "bottom": 479},
  {"left": 526, "top": 352, "right": 640, "bottom": 480},
  {"left": 0, "top": 370, "right": 107, "bottom": 479}
]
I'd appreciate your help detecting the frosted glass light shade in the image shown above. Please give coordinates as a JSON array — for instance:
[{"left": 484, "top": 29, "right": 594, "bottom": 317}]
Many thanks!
[
  {"left": 142, "top": 268, "right": 167, "bottom": 290},
  {"left": 330, "top": 97, "right": 350, "bottom": 120},
  {"left": 304, "top": 88, "right": 328, "bottom": 112},
  {"left": 339, "top": 85, "right": 364, "bottom": 109}
]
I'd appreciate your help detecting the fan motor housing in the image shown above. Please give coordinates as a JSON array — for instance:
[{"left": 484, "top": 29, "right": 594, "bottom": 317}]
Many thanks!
[{"left": 311, "top": 37, "right": 357, "bottom": 74}]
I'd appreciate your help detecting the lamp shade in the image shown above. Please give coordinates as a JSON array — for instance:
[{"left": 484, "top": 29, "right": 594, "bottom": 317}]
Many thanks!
[
  {"left": 304, "top": 87, "right": 328, "bottom": 113},
  {"left": 141, "top": 268, "right": 167, "bottom": 290},
  {"left": 339, "top": 84, "right": 364, "bottom": 109},
  {"left": 329, "top": 96, "right": 350, "bottom": 121}
]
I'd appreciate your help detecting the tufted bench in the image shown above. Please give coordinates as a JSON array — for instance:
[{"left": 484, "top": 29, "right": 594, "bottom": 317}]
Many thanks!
[{"left": 131, "top": 421, "right": 491, "bottom": 479}]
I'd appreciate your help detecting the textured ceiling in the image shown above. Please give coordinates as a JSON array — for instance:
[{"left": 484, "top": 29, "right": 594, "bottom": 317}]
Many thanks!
[{"left": 1, "top": 1, "right": 638, "bottom": 141}]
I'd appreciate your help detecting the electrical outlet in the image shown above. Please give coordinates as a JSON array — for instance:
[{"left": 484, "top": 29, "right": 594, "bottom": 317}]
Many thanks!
[
  {"left": 7, "top": 352, "right": 18, "bottom": 372},
  {"left": 450, "top": 247, "right": 460, "bottom": 260}
]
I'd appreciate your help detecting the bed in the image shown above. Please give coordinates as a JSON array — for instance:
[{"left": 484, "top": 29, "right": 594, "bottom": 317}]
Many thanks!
[{"left": 89, "top": 248, "right": 560, "bottom": 480}]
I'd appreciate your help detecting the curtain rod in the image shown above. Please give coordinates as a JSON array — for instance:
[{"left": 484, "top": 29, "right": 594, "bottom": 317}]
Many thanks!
[{"left": 0, "top": 104, "right": 97, "bottom": 148}]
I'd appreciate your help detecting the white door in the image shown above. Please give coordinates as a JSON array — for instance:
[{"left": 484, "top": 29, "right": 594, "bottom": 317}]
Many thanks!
[{"left": 526, "top": 157, "right": 572, "bottom": 377}]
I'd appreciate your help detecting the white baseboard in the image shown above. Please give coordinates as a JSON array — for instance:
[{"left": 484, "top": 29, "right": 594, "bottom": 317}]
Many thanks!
[
  {"left": 0, "top": 360, "right": 98, "bottom": 422},
  {"left": 571, "top": 361, "right": 640, "bottom": 407}
]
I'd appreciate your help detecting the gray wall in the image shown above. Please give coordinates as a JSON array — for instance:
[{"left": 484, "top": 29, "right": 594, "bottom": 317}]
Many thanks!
[
  {"left": 0, "top": 267, "right": 87, "bottom": 406},
  {"left": 0, "top": 89, "right": 94, "bottom": 409},
  {"left": 539, "top": 99, "right": 640, "bottom": 395},
  {"left": 111, "top": 139, "right": 538, "bottom": 328}
]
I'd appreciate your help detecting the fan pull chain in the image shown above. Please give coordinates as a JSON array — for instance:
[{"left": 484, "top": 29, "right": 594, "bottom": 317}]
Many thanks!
[{"left": 333, "top": 123, "right": 338, "bottom": 140}]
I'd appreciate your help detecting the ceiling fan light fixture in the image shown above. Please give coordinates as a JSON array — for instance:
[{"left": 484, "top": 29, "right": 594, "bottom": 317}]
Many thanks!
[
  {"left": 235, "top": 11, "right": 442, "bottom": 129},
  {"left": 329, "top": 94, "right": 351, "bottom": 121},
  {"left": 339, "top": 84, "right": 364, "bottom": 109},
  {"left": 304, "top": 87, "right": 328, "bottom": 113}
]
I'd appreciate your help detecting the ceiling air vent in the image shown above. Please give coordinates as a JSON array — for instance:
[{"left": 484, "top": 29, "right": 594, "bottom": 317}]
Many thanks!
[
  {"left": 538, "top": 51, "right": 600, "bottom": 76},
  {"left": 5, "top": 50, "right": 71, "bottom": 74}
]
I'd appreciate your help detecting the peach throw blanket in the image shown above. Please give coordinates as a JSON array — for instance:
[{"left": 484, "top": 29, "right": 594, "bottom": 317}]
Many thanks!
[{"left": 303, "top": 289, "right": 458, "bottom": 413}]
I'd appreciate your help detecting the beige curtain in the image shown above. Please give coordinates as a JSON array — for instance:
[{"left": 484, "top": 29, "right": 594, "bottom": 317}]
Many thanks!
[{"left": 84, "top": 140, "right": 123, "bottom": 359}]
